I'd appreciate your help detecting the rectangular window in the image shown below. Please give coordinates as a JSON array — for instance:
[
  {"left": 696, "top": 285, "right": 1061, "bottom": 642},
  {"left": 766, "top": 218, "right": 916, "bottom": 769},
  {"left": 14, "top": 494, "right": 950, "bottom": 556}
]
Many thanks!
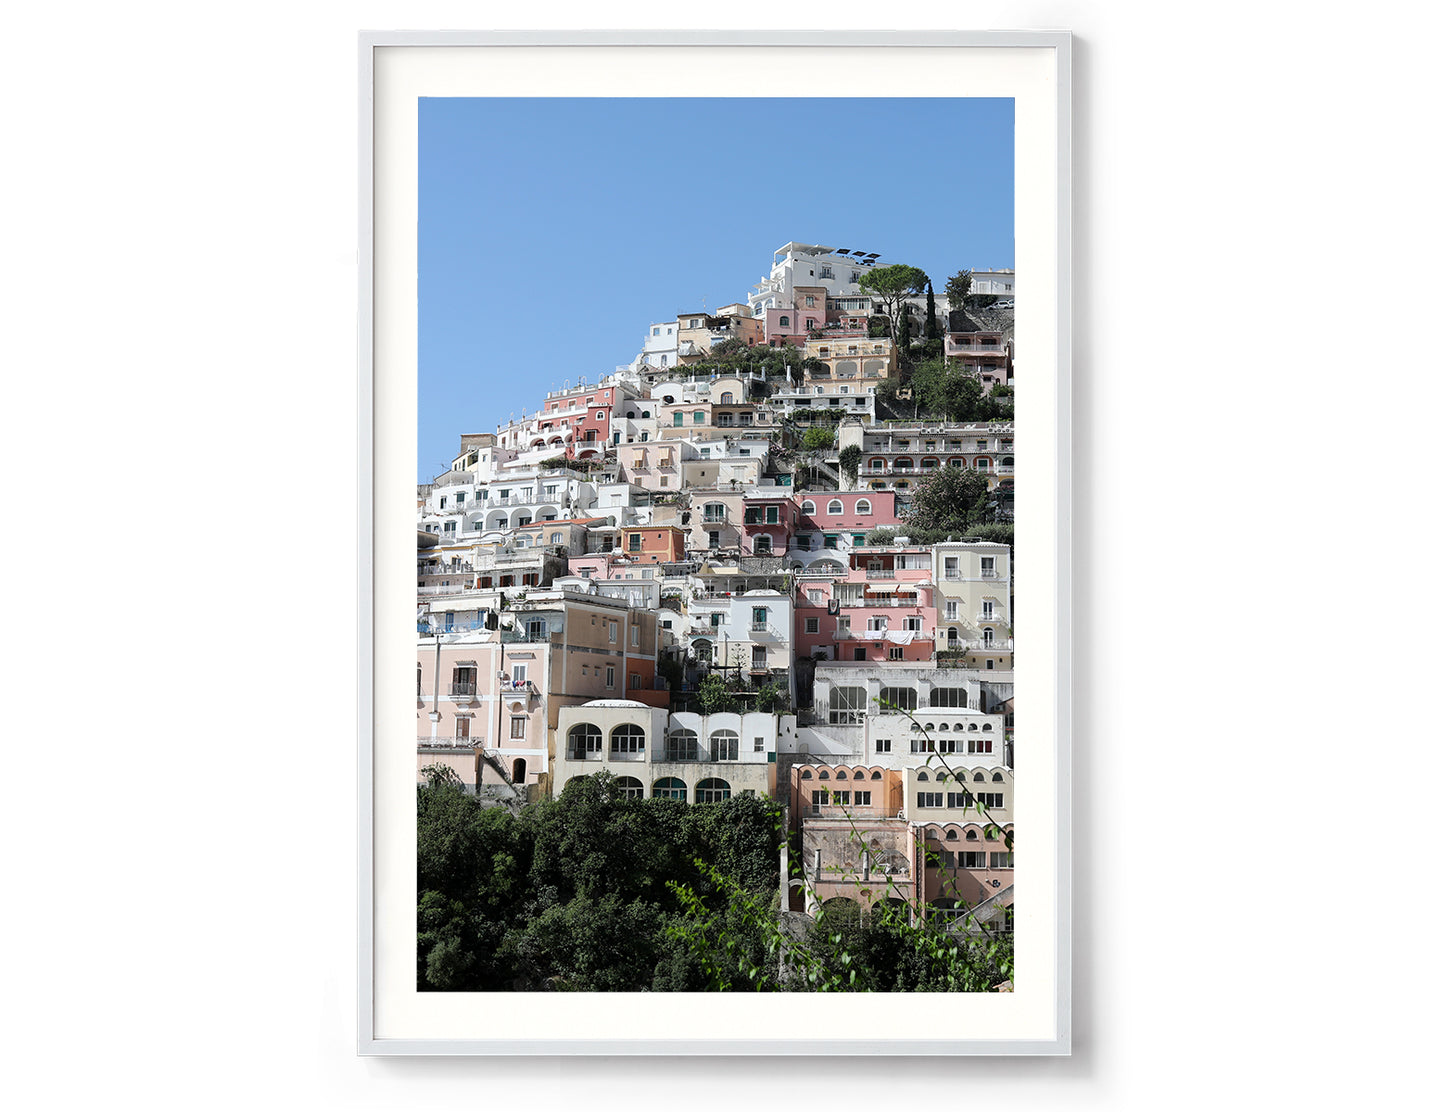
[
  {"left": 963, "top": 851, "right": 987, "bottom": 868},
  {"left": 812, "top": 790, "right": 829, "bottom": 808},
  {"left": 917, "top": 792, "right": 943, "bottom": 808},
  {"left": 605, "top": 666, "right": 615, "bottom": 688},
  {"left": 824, "top": 534, "right": 838, "bottom": 549},
  {"left": 947, "top": 792, "right": 970, "bottom": 808},
  {"left": 510, "top": 716, "right": 527, "bottom": 739},
  {"left": 855, "top": 791, "right": 871, "bottom": 805},
  {"left": 888, "top": 647, "right": 904, "bottom": 660},
  {"left": 831, "top": 791, "right": 850, "bottom": 806},
  {"left": 628, "top": 533, "right": 641, "bottom": 552},
  {"left": 990, "top": 852, "right": 1014, "bottom": 869},
  {"left": 978, "top": 792, "right": 1005, "bottom": 809},
  {"left": 905, "top": 617, "right": 922, "bottom": 632},
  {"left": 510, "top": 664, "right": 526, "bottom": 686},
  {"left": 608, "top": 621, "right": 618, "bottom": 643},
  {"left": 708, "top": 531, "right": 720, "bottom": 548},
  {"left": 944, "top": 557, "right": 960, "bottom": 579},
  {"left": 754, "top": 736, "right": 765, "bottom": 752},
  {"left": 852, "top": 533, "right": 866, "bottom": 546},
  {"left": 673, "top": 412, "right": 683, "bottom": 427},
  {"left": 945, "top": 601, "right": 959, "bottom": 620},
  {"left": 875, "top": 739, "right": 891, "bottom": 753},
  {"left": 694, "top": 411, "right": 705, "bottom": 424},
  {"left": 804, "top": 617, "right": 819, "bottom": 633},
  {"left": 629, "top": 673, "right": 641, "bottom": 689},
  {"left": 630, "top": 626, "right": 640, "bottom": 647}
]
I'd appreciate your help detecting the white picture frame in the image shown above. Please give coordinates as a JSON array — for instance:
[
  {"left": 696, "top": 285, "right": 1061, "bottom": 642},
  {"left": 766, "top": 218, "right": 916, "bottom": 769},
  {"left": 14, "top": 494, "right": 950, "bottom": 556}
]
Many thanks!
[{"left": 360, "top": 29, "right": 1071, "bottom": 1055}]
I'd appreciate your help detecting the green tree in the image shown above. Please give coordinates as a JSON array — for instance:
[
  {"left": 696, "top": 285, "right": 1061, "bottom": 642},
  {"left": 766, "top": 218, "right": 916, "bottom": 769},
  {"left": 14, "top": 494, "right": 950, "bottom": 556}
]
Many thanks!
[
  {"left": 908, "top": 358, "right": 987, "bottom": 421},
  {"left": 925, "top": 282, "right": 941, "bottom": 340},
  {"left": 838, "top": 444, "right": 862, "bottom": 486},
  {"left": 696, "top": 672, "right": 736, "bottom": 714},
  {"left": 945, "top": 268, "right": 973, "bottom": 309},
  {"left": 858, "top": 264, "right": 928, "bottom": 343},
  {"left": 802, "top": 425, "right": 836, "bottom": 452},
  {"left": 905, "top": 465, "right": 995, "bottom": 536}
]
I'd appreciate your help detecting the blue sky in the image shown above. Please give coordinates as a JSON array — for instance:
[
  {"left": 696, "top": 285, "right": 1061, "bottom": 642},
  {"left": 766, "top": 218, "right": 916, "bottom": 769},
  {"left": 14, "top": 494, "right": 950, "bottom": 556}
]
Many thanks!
[{"left": 418, "top": 97, "right": 1014, "bottom": 481}]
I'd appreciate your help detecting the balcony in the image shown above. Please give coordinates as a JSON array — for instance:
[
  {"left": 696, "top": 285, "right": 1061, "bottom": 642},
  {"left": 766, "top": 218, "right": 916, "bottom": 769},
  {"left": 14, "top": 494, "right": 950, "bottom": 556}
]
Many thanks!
[
  {"left": 865, "top": 569, "right": 897, "bottom": 580},
  {"left": 839, "top": 598, "right": 924, "bottom": 609},
  {"left": 417, "top": 737, "right": 476, "bottom": 749},
  {"left": 980, "top": 569, "right": 999, "bottom": 578},
  {"left": 417, "top": 583, "right": 482, "bottom": 596},
  {"left": 498, "top": 630, "right": 553, "bottom": 644}
]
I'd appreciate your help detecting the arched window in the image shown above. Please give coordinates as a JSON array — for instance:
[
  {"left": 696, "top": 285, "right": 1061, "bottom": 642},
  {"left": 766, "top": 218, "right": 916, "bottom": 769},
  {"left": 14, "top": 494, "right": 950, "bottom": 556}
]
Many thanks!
[
  {"left": 550, "top": 532, "right": 563, "bottom": 544},
  {"left": 611, "top": 724, "right": 645, "bottom": 753},
  {"left": 819, "top": 770, "right": 831, "bottom": 780},
  {"left": 854, "top": 499, "right": 871, "bottom": 515},
  {"left": 973, "top": 773, "right": 986, "bottom": 782},
  {"left": 708, "top": 730, "right": 739, "bottom": 761},
  {"left": 720, "top": 391, "right": 734, "bottom": 404},
  {"left": 827, "top": 499, "right": 843, "bottom": 515},
  {"left": 966, "top": 829, "right": 978, "bottom": 841},
  {"left": 968, "top": 723, "right": 979, "bottom": 732},
  {"left": 993, "top": 772, "right": 1004, "bottom": 782},
  {"left": 870, "top": 771, "right": 882, "bottom": 780},
  {"left": 853, "top": 770, "right": 864, "bottom": 780},
  {"left": 754, "top": 534, "right": 772, "bottom": 553},
  {"left": 652, "top": 777, "right": 687, "bottom": 800},
  {"left": 945, "top": 829, "right": 959, "bottom": 841},
  {"left": 982, "top": 723, "right": 993, "bottom": 732},
  {"left": 921, "top": 458, "right": 939, "bottom": 470},
  {"left": 974, "top": 458, "right": 990, "bottom": 470},
  {"left": 800, "top": 769, "right": 813, "bottom": 780},
  {"left": 780, "top": 316, "right": 790, "bottom": 327},
  {"left": 567, "top": 723, "right": 602, "bottom": 759},
  {"left": 895, "top": 458, "right": 913, "bottom": 471},
  {"left": 800, "top": 499, "right": 817, "bottom": 515},
  {"left": 869, "top": 458, "right": 884, "bottom": 471},
  {"left": 918, "top": 771, "right": 930, "bottom": 781},
  {"left": 983, "top": 629, "right": 995, "bottom": 646},
  {"left": 615, "top": 776, "right": 645, "bottom": 799},
  {"left": 695, "top": 778, "right": 731, "bottom": 803},
  {"left": 665, "top": 728, "right": 699, "bottom": 762}
]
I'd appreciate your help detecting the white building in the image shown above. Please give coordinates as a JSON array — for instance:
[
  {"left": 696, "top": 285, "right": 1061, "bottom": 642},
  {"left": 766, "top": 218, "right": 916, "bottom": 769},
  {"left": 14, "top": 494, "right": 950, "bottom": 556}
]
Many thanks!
[
  {"left": 552, "top": 703, "right": 786, "bottom": 802},
  {"left": 748, "top": 242, "right": 883, "bottom": 317}
]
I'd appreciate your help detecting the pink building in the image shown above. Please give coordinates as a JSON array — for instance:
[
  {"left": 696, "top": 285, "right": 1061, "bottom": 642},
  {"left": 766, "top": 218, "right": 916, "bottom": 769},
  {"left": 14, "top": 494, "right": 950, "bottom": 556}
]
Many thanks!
[
  {"left": 829, "top": 545, "right": 936, "bottom": 663},
  {"left": 789, "top": 490, "right": 901, "bottom": 562},
  {"left": 765, "top": 284, "right": 827, "bottom": 347},
  {"left": 739, "top": 492, "right": 800, "bottom": 556}
]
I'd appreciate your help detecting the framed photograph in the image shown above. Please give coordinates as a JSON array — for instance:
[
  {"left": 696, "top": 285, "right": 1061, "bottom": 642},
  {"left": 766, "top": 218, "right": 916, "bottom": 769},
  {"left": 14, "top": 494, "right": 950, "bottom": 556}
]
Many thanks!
[{"left": 361, "top": 30, "right": 1071, "bottom": 1055}]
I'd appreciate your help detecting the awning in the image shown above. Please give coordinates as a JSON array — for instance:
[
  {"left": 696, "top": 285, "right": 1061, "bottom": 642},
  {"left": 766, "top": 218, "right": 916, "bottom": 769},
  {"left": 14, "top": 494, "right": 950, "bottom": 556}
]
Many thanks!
[{"left": 866, "top": 583, "right": 900, "bottom": 593}]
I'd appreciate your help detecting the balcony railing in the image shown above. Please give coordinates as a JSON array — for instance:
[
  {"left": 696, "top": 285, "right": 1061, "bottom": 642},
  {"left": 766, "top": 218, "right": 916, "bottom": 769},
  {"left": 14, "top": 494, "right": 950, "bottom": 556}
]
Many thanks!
[
  {"left": 980, "top": 569, "right": 999, "bottom": 578},
  {"left": 838, "top": 598, "right": 924, "bottom": 609},
  {"left": 448, "top": 682, "right": 477, "bottom": 697},
  {"left": 864, "top": 569, "right": 897, "bottom": 579},
  {"left": 417, "top": 737, "right": 475, "bottom": 748}
]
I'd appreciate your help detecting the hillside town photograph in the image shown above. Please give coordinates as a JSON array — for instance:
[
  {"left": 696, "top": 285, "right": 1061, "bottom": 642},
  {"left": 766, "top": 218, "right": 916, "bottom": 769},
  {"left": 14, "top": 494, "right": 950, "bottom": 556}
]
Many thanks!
[{"left": 415, "top": 98, "right": 1018, "bottom": 992}]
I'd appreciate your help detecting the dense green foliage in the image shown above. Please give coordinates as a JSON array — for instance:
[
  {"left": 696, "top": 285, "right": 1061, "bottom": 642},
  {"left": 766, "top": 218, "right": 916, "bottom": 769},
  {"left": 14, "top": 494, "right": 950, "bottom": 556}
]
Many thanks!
[
  {"left": 925, "top": 282, "right": 941, "bottom": 340},
  {"left": 838, "top": 444, "right": 862, "bottom": 486},
  {"left": 945, "top": 268, "right": 974, "bottom": 309},
  {"left": 802, "top": 425, "right": 837, "bottom": 451},
  {"left": 417, "top": 772, "right": 782, "bottom": 991},
  {"left": 858, "top": 264, "right": 928, "bottom": 342},
  {"left": 907, "top": 358, "right": 1013, "bottom": 422},
  {"left": 904, "top": 466, "right": 997, "bottom": 539}
]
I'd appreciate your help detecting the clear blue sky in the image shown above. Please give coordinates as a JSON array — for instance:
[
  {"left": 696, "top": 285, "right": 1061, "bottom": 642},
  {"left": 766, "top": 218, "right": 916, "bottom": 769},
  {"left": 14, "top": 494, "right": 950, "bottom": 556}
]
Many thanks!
[{"left": 419, "top": 97, "right": 1014, "bottom": 482}]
